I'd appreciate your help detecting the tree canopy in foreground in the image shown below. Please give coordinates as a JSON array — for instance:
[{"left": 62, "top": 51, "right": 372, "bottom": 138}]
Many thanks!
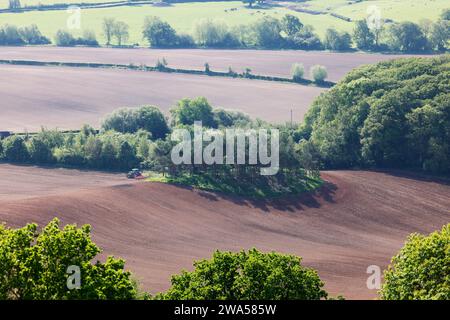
[
  {"left": 157, "top": 248, "right": 328, "bottom": 300},
  {"left": 381, "top": 224, "right": 450, "bottom": 300},
  {"left": 0, "top": 219, "right": 136, "bottom": 300}
]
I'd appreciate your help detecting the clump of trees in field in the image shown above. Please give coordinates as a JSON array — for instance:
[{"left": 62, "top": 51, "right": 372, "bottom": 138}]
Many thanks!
[
  {"left": 0, "top": 98, "right": 321, "bottom": 197},
  {"left": 0, "top": 219, "right": 136, "bottom": 299},
  {"left": 54, "top": 29, "right": 99, "bottom": 47},
  {"left": 297, "top": 55, "right": 450, "bottom": 175},
  {"left": 0, "top": 24, "right": 50, "bottom": 45},
  {"left": 8, "top": 0, "right": 21, "bottom": 10},
  {"left": 353, "top": 18, "right": 450, "bottom": 52},
  {"left": 102, "top": 18, "right": 130, "bottom": 46}
]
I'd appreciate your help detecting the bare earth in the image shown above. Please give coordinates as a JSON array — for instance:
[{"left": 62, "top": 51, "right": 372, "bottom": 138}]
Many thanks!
[
  {"left": 0, "top": 64, "right": 324, "bottom": 132},
  {"left": 0, "top": 164, "right": 449, "bottom": 299},
  {"left": 0, "top": 46, "right": 429, "bottom": 81}
]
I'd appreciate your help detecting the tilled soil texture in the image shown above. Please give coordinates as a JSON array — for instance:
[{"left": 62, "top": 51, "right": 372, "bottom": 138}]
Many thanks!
[
  {"left": 0, "top": 164, "right": 127, "bottom": 201},
  {"left": 0, "top": 64, "right": 325, "bottom": 132},
  {"left": 0, "top": 46, "right": 430, "bottom": 81},
  {"left": 0, "top": 166, "right": 449, "bottom": 299}
]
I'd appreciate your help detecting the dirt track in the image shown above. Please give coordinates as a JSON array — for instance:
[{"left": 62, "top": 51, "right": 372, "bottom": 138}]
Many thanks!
[
  {"left": 0, "top": 64, "right": 324, "bottom": 132},
  {"left": 0, "top": 165, "right": 448, "bottom": 299},
  {"left": 0, "top": 46, "right": 429, "bottom": 81}
]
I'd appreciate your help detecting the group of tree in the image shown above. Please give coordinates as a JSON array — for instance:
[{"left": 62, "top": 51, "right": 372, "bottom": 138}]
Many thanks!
[
  {"left": 0, "top": 24, "right": 50, "bottom": 46},
  {"left": 8, "top": 0, "right": 21, "bottom": 10},
  {"left": 0, "top": 98, "right": 321, "bottom": 196},
  {"left": 1, "top": 218, "right": 448, "bottom": 300},
  {"left": 102, "top": 18, "right": 130, "bottom": 46},
  {"left": 291, "top": 63, "right": 328, "bottom": 83},
  {"left": 0, "top": 125, "right": 145, "bottom": 170},
  {"left": 54, "top": 29, "right": 99, "bottom": 47},
  {"left": 353, "top": 17, "right": 450, "bottom": 52},
  {"left": 2, "top": 10, "right": 447, "bottom": 52},
  {"left": 141, "top": 14, "right": 323, "bottom": 50},
  {"left": 297, "top": 55, "right": 450, "bottom": 175},
  {"left": 140, "top": 12, "right": 448, "bottom": 52}
]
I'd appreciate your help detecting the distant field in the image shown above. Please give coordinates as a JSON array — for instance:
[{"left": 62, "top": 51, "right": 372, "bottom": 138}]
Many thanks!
[
  {"left": 0, "top": 2, "right": 353, "bottom": 45},
  {"left": 0, "top": 46, "right": 430, "bottom": 81},
  {"left": 0, "top": 64, "right": 325, "bottom": 131},
  {"left": 0, "top": 1, "right": 446, "bottom": 45},
  {"left": 332, "top": 0, "right": 448, "bottom": 23}
]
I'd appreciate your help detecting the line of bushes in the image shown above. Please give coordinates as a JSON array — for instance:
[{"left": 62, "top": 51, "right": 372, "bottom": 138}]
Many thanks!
[
  {"left": 0, "top": 58, "right": 335, "bottom": 86},
  {"left": 0, "top": 24, "right": 50, "bottom": 45},
  {"left": 139, "top": 11, "right": 449, "bottom": 53}
]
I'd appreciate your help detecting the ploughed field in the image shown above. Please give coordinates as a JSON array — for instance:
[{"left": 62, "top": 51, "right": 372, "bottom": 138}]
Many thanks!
[
  {"left": 0, "top": 64, "right": 324, "bottom": 132},
  {"left": 0, "top": 164, "right": 449, "bottom": 299},
  {"left": 0, "top": 46, "right": 428, "bottom": 81}
]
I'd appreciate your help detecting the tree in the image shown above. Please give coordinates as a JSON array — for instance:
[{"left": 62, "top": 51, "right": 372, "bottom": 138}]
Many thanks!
[
  {"left": 387, "top": 22, "right": 428, "bottom": 52},
  {"left": 281, "top": 14, "right": 303, "bottom": 37},
  {"left": 19, "top": 25, "right": 50, "bottom": 45},
  {"left": 429, "top": 20, "right": 450, "bottom": 51},
  {"left": 79, "top": 30, "right": 99, "bottom": 47},
  {"left": 242, "top": 0, "right": 255, "bottom": 8},
  {"left": 291, "top": 63, "right": 305, "bottom": 82},
  {"left": 324, "top": 28, "right": 352, "bottom": 51},
  {"left": 118, "top": 141, "right": 138, "bottom": 170},
  {"left": 54, "top": 30, "right": 76, "bottom": 47},
  {"left": 213, "top": 109, "right": 251, "bottom": 127},
  {"left": 8, "top": 0, "right": 21, "bottom": 9},
  {"left": 2, "top": 135, "right": 29, "bottom": 163},
  {"left": 0, "top": 24, "right": 25, "bottom": 45},
  {"left": 252, "top": 16, "right": 283, "bottom": 48},
  {"left": 0, "top": 218, "right": 136, "bottom": 299},
  {"left": 441, "top": 8, "right": 450, "bottom": 20},
  {"left": 353, "top": 20, "right": 375, "bottom": 50},
  {"left": 380, "top": 224, "right": 449, "bottom": 300},
  {"left": 310, "top": 65, "right": 328, "bottom": 83},
  {"left": 158, "top": 249, "right": 327, "bottom": 300},
  {"left": 287, "top": 25, "right": 322, "bottom": 50},
  {"left": 102, "top": 105, "right": 169, "bottom": 139},
  {"left": 112, "top": 21, "right": 129, "bottom": 46},
  {"left": 29, "top": 136, "right": 54, "bottom": 164},
  {"left": 193, "top": 19, "right": 237, "bottom": 48},
  {"left": 170, "top": 97, "right": 217, "bottom": 128},
  {"left": 102, "top": 18, "right": 116, "bottom": 45},
  {"left": 84, "top": 135, "right": 103, "bottom": 167},
  {"left": 143, "top": 16, "right": 178, "bottom": 48}
]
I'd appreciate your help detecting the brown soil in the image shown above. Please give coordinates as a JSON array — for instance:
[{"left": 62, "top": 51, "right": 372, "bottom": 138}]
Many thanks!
[
  {"left": 0, "top": 46, "right": 430, "bottom": 81},
  {"left": 0, "top": 64, "right": 324, "bottom": 132},
  {"left": 0, "top": 165, "right": 448, "bottom": 299}
]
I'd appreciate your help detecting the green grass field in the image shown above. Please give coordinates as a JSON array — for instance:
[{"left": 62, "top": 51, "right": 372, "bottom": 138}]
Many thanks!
[
  {"left": 0, "top": 2, "right": 351, "bottom": 45},
  {"left": 0, "top": 1, "right": 447, "bottom": 46}
]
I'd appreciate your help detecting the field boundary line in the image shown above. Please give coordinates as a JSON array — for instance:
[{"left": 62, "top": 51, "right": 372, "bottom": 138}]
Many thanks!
[{"left": 0, "top": 59, "right": 336, "bottom": 88}]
